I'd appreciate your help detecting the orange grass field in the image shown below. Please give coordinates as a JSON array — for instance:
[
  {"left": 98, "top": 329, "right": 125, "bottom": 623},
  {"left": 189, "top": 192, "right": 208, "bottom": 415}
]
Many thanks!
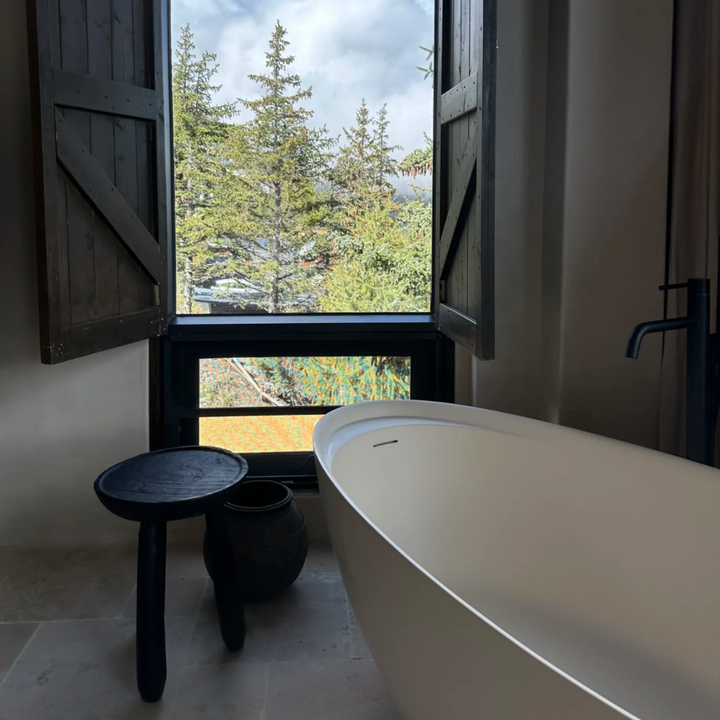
[{"left": 199, "top": 415, "right": 324, "bottom": 453}]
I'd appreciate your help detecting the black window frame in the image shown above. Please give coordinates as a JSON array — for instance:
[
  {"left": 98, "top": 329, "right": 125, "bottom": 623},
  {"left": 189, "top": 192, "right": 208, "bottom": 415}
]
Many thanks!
[
  {"left": 152, "top": 1, "right": 452, "bottom": 487},
  {"left": 152, "top": 315, "right": 453, "bottom": 488}
]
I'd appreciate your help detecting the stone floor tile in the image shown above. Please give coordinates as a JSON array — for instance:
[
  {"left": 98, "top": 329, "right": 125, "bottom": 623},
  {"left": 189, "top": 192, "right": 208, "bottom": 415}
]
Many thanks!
[
  {"left": 266, "top": 659, "right": 401, "bottom": 720},
  {"left": 166, "top": 545, "right": 208, "bottom": 579},
  {"left": 302, "top": 544, "right": 339, "bottom": 575},
  {"left": 169, "top": 663, "right": 268, "bottom": 720},
  {"left": 0, "top": 547, "right": 136, "bottom": 622},
  {"left": 166, "top": 543, "right": 338, "bottom": 578},
  {"left": 0, "top": 616, "right": 194, "bottom": 720},
  {"left": 347, "top": 603, "right": 373, "bottom": 660},
  {"left": 187, "top": 573, "right": 351, "bottom": 666},
  {"left": 123, "top": 578, "right": 208, "bottom": 619},
  {"left": 0, "top": 623, "right": 38, "bottom": 672},
  {"left": 0, "top": 675, "right": 5, "bottom": 689}
]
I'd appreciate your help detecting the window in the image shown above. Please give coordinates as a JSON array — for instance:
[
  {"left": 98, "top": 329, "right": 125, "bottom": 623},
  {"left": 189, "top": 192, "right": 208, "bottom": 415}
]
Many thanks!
[
  {"left": 170, "top": 3, "right": 435, "bottom": 316},
  {"left": 199, "top": 356, "right": 410, "bottom": 453},
  {"left": 160, "top": 326, "right": 445, "bottom": 485},
  {"left": 27, "top": 0, "right": 496, "bottom": 481}
]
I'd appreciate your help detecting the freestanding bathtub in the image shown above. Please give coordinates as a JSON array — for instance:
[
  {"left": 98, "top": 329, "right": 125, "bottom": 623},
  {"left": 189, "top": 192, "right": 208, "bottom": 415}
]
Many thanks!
[{"left": 313, "top": 400, "right": 720, "bottom": 720}]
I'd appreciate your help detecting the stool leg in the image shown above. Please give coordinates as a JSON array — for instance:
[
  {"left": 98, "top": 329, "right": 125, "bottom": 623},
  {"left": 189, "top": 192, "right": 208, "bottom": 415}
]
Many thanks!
[
  {"left": 205, "top": 508, "right": 245, "bottom": 651},
  {"left": 137, "top": 520, "right": 167, "bottom": 703}
]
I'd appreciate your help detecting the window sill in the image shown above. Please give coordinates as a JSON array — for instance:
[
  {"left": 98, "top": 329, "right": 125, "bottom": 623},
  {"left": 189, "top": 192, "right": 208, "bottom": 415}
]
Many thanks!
[{"left": 166, "top": 313, "right": 438, "bottom": 341}]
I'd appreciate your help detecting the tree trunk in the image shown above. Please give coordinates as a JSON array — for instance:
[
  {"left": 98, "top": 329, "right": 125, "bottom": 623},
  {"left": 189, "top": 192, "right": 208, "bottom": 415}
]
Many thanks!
[
  {"left": 183, "top": 256, "right": 194, "bottom": 314},
  {"left": 269, "top": 180, "right": 282, "bottom": 313}
]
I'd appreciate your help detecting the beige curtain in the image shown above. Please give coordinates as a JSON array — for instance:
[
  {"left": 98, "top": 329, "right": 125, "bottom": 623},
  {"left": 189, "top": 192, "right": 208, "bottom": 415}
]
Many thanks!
[{"left": 659, "top": 0, "right": 720, "bottom": 462}]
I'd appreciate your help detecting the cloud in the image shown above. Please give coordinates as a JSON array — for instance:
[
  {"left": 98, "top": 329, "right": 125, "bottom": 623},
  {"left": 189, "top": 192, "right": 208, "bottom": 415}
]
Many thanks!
[{"left": 171, "top": 0, "right": 434, "bottom": 191}]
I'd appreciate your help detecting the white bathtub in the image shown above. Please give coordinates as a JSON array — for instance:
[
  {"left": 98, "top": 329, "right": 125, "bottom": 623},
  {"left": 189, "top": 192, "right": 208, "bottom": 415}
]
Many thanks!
[{"left": 313, "top": 400, "right": 720, "bottom": 720}]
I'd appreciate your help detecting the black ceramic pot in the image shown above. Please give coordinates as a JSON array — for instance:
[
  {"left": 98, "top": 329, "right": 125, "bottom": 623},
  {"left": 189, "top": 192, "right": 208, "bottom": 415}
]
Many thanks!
[{"left": 203, "top": 480, "right": 309, "bottom": 602}]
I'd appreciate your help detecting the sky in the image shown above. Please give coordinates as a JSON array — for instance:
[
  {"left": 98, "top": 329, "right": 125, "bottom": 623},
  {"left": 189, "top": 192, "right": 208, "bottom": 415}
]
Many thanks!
[{"left": 171, "top": 0, "right": 434, "bottom": 194}]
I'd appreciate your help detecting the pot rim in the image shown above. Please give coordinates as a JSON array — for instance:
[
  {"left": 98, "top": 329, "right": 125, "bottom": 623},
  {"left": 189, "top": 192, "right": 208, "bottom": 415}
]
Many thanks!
[{"left": 225, "top": 479, "right": 293, "bottom": 513}]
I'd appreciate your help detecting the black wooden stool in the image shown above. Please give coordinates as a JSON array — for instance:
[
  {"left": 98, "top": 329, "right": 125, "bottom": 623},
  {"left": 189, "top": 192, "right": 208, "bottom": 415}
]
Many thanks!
[{"left": 94, "top": 447, "right": 248, "bottom": 702}]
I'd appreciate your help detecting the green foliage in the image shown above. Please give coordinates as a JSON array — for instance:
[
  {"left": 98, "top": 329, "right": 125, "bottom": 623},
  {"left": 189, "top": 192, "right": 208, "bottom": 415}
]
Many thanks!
[
  {"left": 321, "top": 93, "right": 431, "bottom": 314},
  {"left": 173, "top": 25, "right": 236, "bottom": 313},
  {"left": 332, "top": 101, "right": 400, "bottom": 210},
  {"left": 200, "top": 356, "right": 410, "bottom": 408},
  {"left": 399, "top": 134, "right": 433, "bottom": 178},
  {"left": 321, "top": 192, "right": 431, "bottom": 313},
  {"left": 417, "top": 44, "right": 434, "bottom": 81}
]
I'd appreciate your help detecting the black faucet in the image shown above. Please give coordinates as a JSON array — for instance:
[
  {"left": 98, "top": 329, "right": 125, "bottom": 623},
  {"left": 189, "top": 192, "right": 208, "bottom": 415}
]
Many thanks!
[{"left": 626, "top": 278, "right": 715, "bottom": 465}]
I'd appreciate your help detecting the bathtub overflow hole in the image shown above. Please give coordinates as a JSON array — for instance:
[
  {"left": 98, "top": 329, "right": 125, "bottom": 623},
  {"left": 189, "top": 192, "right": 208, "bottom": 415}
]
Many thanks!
[{"left": 372, "top": 439, "right": 398, "bottom": 448}]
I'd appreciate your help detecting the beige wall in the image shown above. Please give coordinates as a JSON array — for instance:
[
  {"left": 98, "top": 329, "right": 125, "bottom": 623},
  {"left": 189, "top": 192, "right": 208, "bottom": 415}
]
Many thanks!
[
  {"left": 472, "top": 0, "right": 674, "bottom": 449},
  {"left": 470, "top": 0, "right": 549, "bottom": 419},
  {"left": 0, "top": 0, "right": 149, "bottom": 546}
]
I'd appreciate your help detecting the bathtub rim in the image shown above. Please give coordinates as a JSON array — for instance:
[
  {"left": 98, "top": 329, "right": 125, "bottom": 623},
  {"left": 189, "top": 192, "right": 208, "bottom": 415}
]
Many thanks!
[{"left": 313, "top": 399, "right": 709, "bottom": 720}]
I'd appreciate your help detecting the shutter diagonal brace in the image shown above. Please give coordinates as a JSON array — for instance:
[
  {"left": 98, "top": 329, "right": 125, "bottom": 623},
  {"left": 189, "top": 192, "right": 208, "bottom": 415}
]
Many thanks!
[
  {"left": 54, "top": 109, "right": 161, "bottom": 283},
  {"left": 438, "top": 118, "right": 478, "bottom": 278}
]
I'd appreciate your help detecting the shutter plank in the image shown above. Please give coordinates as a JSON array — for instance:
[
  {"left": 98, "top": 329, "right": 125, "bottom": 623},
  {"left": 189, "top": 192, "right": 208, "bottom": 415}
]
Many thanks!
[
  {"left": 456, "top": 0, "right": 471, "bottom": 315},
  {"left": 53, "top": 71, "right": 157, "bottom": 118},
  {"left": 56, "top": 169, "right": 72, "bottom": 329},
  {"left": 448, "top": 0, "right": 470, "bottom": 313},
  {"left": 440, "top": 73, "right": 478, "bottom": 125},
  {"left": 64, "top": 308, "right": 162, "bottom": 360},
  {"left": 65, "top": 126, "right": 97, "bottom": 323},
  {"left": 433, "top": 0, "right": 449, "bottom": 310},
  {"left": 88, "top": 0, "right": 119, "bottom": 319},
  {"left": 151, "top": 0, "right": 169, "bottom": 320},
  {"left": 466, "top": 0, "right": 481, "bottom": 336},
  {"left": 448, "top": 0, "right": 464, "bottom": 314},
  {"left": 134, "top": 0, "right": 156, "bottom": 309},
  {"left": 478, "top": 0, "right": 497, "bottom": 359},
  {"left": 439, "top": 304, "right": 477, "bottom": 349},
  {"left": 113, "top": 0, "right": 143, "bottom": 314},
  {"left": 60, "top": 0, "right": 97, "bottom": 324}
]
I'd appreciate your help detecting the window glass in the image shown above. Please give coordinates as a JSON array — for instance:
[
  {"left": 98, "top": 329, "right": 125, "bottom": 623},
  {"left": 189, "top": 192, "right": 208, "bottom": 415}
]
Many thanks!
[
  {"left": 171, "top": 1, "right": 434, "bottom": 314},
  {"left": 199, "top": 356, "right": 411, "bottom": 408},
  {"left": 200, "top": 415, "right": 323, "bottom": 453},
  {"left": 199, "top": 355, "right": 411, "bottom": 453}
]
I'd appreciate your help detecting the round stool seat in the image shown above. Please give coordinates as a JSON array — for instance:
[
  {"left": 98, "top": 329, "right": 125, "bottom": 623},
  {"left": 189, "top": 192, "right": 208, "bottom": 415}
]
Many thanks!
[{"left": 95, "top": 446, "right": 248, "bottom": 523}]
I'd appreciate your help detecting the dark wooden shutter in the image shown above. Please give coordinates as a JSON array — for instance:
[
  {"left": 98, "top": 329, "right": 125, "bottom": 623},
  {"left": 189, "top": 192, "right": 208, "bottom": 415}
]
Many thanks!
[
  {"left": 434, "top": 0, "right": 496, "bottom": 359},
  {"left": 27, "top": 0, "right": 168, "bottom": 364}
]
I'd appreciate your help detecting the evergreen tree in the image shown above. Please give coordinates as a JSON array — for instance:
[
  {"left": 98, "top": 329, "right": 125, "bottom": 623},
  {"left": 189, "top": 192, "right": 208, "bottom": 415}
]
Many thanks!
[
  {"left": 221, "top": 22, "right": 335, "bottom": 313},
  {"left": 370, "top": 105, "right": 399, "bottom": 192},
  {"left": 321, "top": 192, "right": 431, "bottom": 313},
  {"left": 333, "top": 101, "right": 400, "bottom": 211},
  {"left": 332, "top": 100, "right": 374, "bottom": 206},
  {"left": 399, "top": 133, "right": 433, "bottom": 178},
  {"left": 322, "top": 96, "right": 430, "bottom": 313},
  {"left": 172, "top": 25, "right": 236, "bottom": 313}
]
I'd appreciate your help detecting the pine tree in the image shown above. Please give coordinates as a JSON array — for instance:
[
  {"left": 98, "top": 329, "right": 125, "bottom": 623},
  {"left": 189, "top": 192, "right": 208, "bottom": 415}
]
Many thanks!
[
  {"left": 370, "top": 105, "right": 400, "bottom": 192},
  {"left": 221, "top": 22, "right": 335, "bottom": 313},
  {"left": 172, "top": 25, "right": 236, "bottom": 313},
  {"left": 333, "top": 101, "right": 400, "bottom": 212},
  {"left": 320, "top": 192, "right": 431, "bottom": 312},
  {"left": 322, "top": 97, "right": 431, "bottom": 313},
  {"left": 332, "top": 100, "right": 374, "bottom": 206}
]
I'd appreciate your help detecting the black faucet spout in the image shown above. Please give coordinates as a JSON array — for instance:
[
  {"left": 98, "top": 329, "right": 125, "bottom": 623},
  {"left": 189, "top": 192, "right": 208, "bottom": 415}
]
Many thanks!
[
  {"left": 625, "top": 317, "right": 690, "bottom": 359},
  {"left": 625, "top": 278, "right": 712, "bottom": 465}
]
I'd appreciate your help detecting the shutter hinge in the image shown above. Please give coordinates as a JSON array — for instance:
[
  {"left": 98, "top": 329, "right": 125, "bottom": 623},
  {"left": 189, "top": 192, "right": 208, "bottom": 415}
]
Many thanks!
[
  {"left": 154, "top": 285, "right": 160, "bottom": 306},
  {"left": 439, "top": 279, "right": 446, "bottom": 303}
]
